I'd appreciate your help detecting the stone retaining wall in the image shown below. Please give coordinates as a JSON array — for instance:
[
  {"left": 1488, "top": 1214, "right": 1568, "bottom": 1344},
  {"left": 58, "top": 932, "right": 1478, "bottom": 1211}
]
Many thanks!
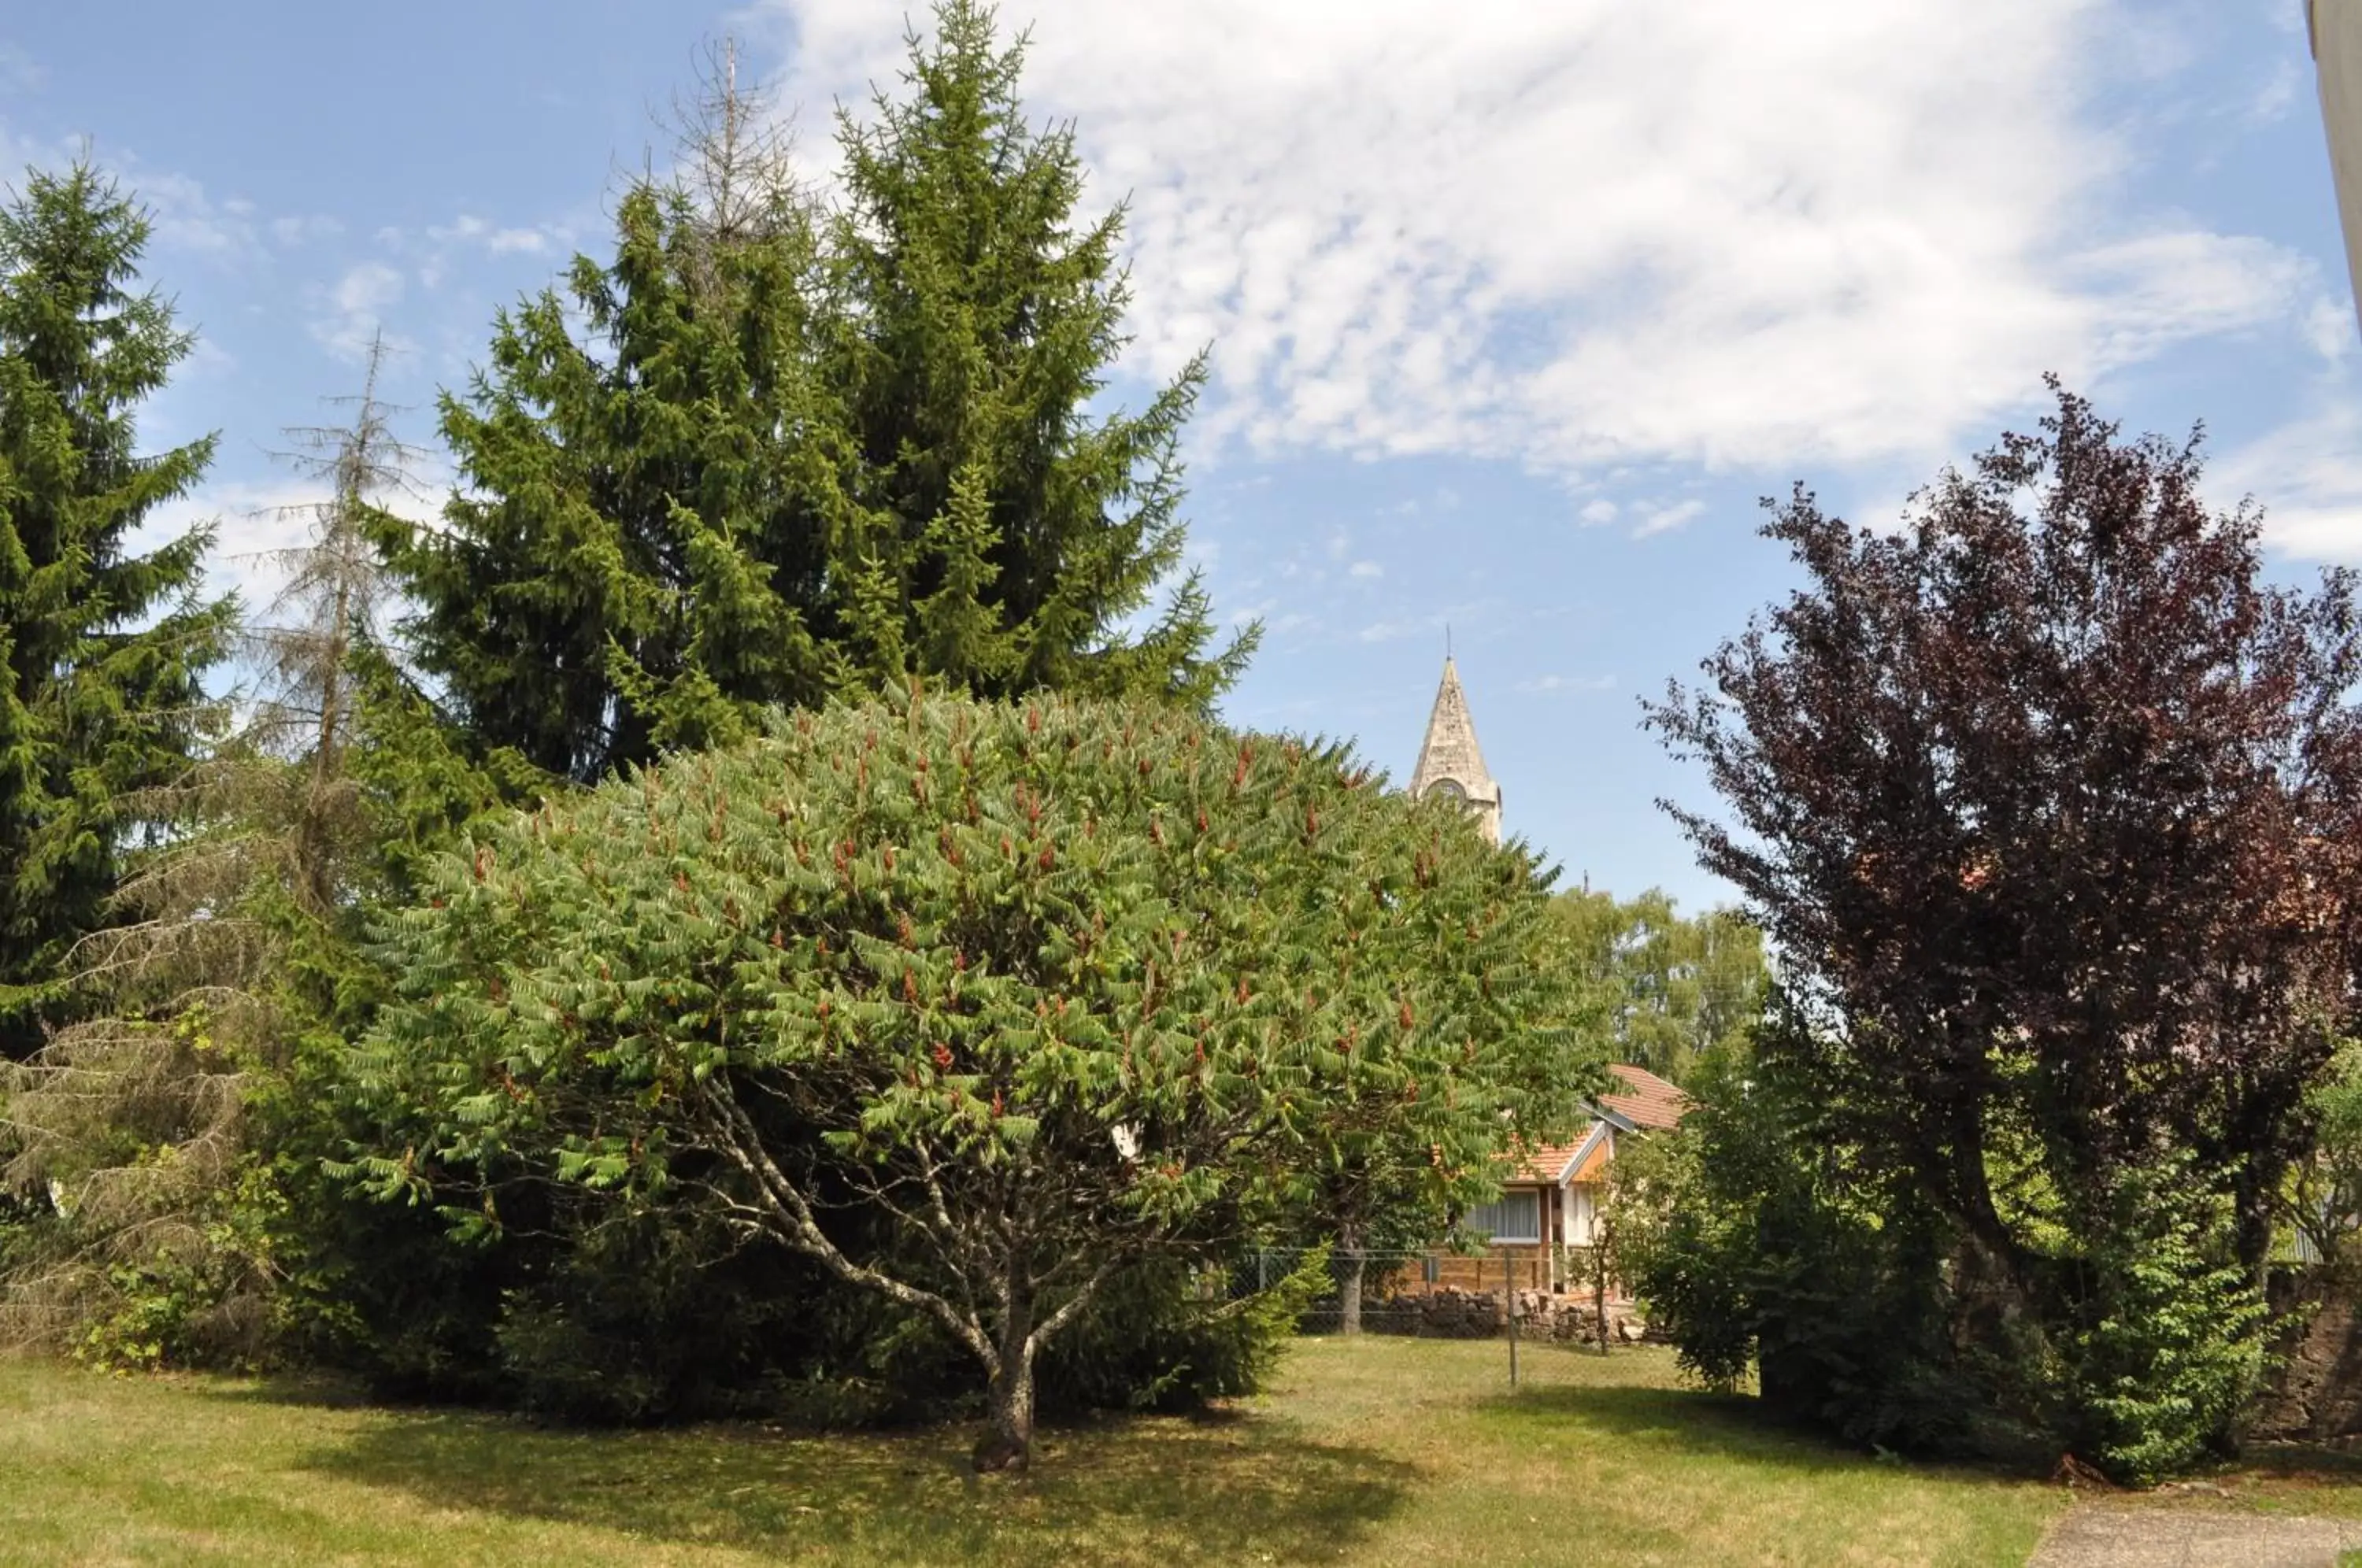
[
  {"left": 2252, "top": 1270, "right": 2362, "bottom": 1440},
  {"left": 1365, "top": 1285, "right": 1660, "bottom": 1343}
]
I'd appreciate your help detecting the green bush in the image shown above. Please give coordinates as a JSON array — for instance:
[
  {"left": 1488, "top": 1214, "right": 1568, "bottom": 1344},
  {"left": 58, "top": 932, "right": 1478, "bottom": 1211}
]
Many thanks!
[
  {"left": 1625, "top": 1017, "right": 2272, "bottom": 1482},
  {"left": 2046, "top": 1160, "right": 2270, "bottom": 1484},
  {"left": 1623, "top": 1037, "right": 1975, "bottom": 1455},
  {"left": 1037, "top": 1247, "right": 1329, "bottom": 1416}
]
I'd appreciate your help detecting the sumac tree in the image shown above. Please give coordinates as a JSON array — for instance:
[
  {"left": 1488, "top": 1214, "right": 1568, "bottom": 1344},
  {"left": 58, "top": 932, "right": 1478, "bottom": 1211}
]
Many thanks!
[{"left": 353, "top": 690, "right": 1579, "bottom": 1467}]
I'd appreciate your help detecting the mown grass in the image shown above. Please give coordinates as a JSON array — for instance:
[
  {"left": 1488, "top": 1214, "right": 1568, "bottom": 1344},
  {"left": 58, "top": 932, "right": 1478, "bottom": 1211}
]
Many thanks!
[{"left": 1, "top": 1336, "right": 2071, "bottom": 1566}]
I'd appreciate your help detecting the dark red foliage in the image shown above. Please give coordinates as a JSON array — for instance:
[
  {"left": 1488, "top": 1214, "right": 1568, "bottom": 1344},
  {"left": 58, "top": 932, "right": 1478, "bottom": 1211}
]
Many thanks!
[{"left": 1648, "top": 382, "right": 2362, "bottom": 1272}]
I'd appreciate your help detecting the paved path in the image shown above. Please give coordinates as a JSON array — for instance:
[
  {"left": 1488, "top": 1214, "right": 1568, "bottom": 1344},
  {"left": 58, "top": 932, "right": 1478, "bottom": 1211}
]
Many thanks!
[{"left": 2030, "top": 1502, "right": 2362, "bottom": 1566}]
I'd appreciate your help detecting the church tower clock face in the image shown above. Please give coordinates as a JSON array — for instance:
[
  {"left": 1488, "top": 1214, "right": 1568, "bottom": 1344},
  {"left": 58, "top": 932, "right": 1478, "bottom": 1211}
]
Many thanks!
[{"left": 1431, "top": 778, "right": 1467, "bottom": 801}]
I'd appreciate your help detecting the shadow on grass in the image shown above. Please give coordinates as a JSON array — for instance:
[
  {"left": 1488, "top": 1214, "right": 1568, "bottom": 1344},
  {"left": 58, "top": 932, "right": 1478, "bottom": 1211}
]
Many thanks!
[
  {"left": 2245, "top": 1443, "right": 2362, "bottom": 1481},
  {"left": 225, "top": 1386, "right": 1414, "bottom": 1565},
  {"left": 2231, "top": 1440, "right": 2362, "bottom": 1513},
  {"left": 1484, "top": 1381, "right": 2002, "bottom": 1479}
]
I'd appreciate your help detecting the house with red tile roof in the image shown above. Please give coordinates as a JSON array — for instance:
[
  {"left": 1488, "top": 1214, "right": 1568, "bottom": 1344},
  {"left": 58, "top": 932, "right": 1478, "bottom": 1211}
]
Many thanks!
[{"left": 1418, "top": 1063, "right": 1690, "bottom": 1295}]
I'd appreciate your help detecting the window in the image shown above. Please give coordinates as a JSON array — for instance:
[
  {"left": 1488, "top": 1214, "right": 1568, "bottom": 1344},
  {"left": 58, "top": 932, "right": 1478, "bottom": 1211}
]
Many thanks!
[{"left": 1468, "top": 1189, "right": 1542, "bottom": 1244}]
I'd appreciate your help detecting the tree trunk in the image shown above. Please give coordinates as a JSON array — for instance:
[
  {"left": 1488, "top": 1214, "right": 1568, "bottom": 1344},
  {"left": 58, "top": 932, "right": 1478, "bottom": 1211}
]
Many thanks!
[
  {"left": 2233, "top": 1154, "right": 2280, "bottom": 1287},
  {"left": 973, "top": 1288, "right": 1036, "bottom": 1474},
  {"left": 1338, "top": 1221, "right": 1366, "bottom": 1336}
]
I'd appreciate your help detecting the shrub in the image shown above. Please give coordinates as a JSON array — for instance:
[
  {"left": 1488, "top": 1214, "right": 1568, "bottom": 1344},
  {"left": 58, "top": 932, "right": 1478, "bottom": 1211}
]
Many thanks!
[
  {"left": 1629, "top": 1015, "right": 2275, "bottom": 1481},
  {"left": 348, "top": 690, "right": 1579, "bottom": 1461}
]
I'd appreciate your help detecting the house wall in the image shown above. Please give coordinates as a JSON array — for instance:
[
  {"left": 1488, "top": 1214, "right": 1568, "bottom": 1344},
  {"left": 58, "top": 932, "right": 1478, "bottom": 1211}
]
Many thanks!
[
  {"left": 2315, "top": 0, "right": 2362, "bottom": 338},
  {"left": 1354, "top": 1173, "right": 1641, "bottom": 1300},
  {"left": 1568, "top": 1182, "right": 1595, "bottom": 1246},
  {"left": 1345, "top": 1108, "right": 1649, "bottom": 1304},
  {"left": 1364, "top": 1181, "right": 1622, "bottom": 1297},
  {"left": 1414, "top": 1246, "right": 1556, "bottom": 1293}
]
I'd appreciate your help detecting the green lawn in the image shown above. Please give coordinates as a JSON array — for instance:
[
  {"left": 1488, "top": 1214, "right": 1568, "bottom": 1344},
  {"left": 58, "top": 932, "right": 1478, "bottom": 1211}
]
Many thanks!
[{"left": 1, "top": 1337, "right": 2072, "bottom": 1566}]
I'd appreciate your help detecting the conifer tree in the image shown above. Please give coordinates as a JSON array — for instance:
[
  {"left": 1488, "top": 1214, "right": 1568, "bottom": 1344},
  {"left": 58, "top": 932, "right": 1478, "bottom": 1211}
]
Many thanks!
[
  {"left": 0, "top": 164, "right": 235, "bottom": 1059},
  {"left": 382, "top": 53, "right": 839, "bottom": 786},
  {"left": 820, "top": 0, "right": 1250, "bottom": 708},
  {"left": 2, "top": 339, "right": 418, "bottom": 1363},
  {"left": 386, "top": 6, "right": 1250, "bottom": 787}
]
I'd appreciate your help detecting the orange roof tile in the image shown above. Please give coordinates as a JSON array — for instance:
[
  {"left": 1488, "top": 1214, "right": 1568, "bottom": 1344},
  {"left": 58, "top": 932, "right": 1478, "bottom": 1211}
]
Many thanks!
[
  {"left": 1598, "top": 1063, "right": 1688, "bottom": 1130},
  {"left": 1512, "top": 1140, "right": 1589, "bottom": 1182},
  {"left": 1505, "top": 1066, "right": 1688, "bottom": 1183}
]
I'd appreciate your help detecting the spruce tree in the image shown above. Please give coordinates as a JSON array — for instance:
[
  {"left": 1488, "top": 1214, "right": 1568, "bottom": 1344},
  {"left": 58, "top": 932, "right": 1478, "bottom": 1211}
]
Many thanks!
[
  {"left": 387, "top": 142, "right": 839, "bottom": 785},
  {"left": 820, "top": 0, "right": 1251, "bottom": 708},
  {"left": 2, "top": 338, "right": 417, "bottom": 1363},
  {"left": 387, "top": 7, "right": 1251, "bottom": 788},
  {"left": 0, "top": 164, "right": 235, "bottom": 1058}
]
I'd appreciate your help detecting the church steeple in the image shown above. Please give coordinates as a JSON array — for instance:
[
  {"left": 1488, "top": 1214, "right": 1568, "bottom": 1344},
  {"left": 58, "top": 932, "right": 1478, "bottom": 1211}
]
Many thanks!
[{"left": 1409, "top": 656, "right": 1502, "bottom": 845}]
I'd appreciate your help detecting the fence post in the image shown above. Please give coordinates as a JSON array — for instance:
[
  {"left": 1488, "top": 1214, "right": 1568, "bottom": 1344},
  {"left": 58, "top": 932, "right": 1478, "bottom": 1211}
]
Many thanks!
[{"left": 1506, "top": 1250, "right": 1520, "bottom": 1389}]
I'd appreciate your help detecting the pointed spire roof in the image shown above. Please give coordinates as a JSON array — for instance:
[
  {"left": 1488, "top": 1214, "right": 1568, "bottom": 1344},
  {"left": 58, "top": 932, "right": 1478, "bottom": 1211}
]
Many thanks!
[
  {"left": 1409, "top": 657, "right": 1502, "bottom": 842},
  {"left": 1412, "top": 658, "right": 1491, "bottom": 790}
]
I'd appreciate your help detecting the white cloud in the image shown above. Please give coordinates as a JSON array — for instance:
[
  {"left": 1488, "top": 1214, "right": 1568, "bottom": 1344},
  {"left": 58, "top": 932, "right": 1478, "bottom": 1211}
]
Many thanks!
[
  {"left": 1349, "top": 560, "right": 1383, "bottom": 579},
  {"left": 182, "top": 336, "right": 237, "bottom": 381},
  {"left": 1228, "top": 597, "right": 1316, "bottom": 638},
  {"left": 2215, "top": 398, "right": 2362, "bottom": 562},
  {"left": 1631, "top": 500, "right": 1707, "bottom": 539},
  {"left": 125, "top": 481, "right": 339, "bottom": 616},
  {"left": 428, "top": 215, "right": 494, "bottom": 245},
  {"left": 0, "top": 108, "right": 280, "bottom": 272},
  {"left": 1579, "top": 498, "right": 1619, "bottom": 527},
  {"left": 133, "top": 457, "right": 446, "bottom": 620},
  {"left": 426, "top": 213, "right": 565, "bottom": 256},
  {"left": 1, "top": 142, "right": 328, "bottom": 272},
  {"left": 1517, "top": 674, "right": 1616, "bottom": 694},
  {"left": 406, "top": 213, "right": 573, "bottom": 288},
  {"left": 2247, "top": 56, "right": 2304, "bottom": 124},
  {"left": 309, "top": 261, "right": 406, "bottom": 361},
  {"left": 2070, "top": 232, "right": 2319, "bottom": 368},
  {"left": 0, "top": 44, "right": 41, "bottom": 94},
  {"left": 2306, "top": 296, "right": 2356, "bottom": 364},
  {"left": 131, "top": 168, "right": 262, "bottom": 260},
  {"left": 763, "top": 0, "right": 2314, "bottom": 480}
]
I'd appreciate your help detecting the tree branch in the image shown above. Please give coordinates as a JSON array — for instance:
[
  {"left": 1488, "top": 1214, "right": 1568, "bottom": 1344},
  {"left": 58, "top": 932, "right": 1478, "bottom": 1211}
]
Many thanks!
[{"left": 696, "top": 1078, "right": 996, "bottom": 1370}]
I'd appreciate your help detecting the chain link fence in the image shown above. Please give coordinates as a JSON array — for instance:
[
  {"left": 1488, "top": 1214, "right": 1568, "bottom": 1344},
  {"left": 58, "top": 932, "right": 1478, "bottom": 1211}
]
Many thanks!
[{"left": 1244, "top": 1246, "right": 1647, "bottom": 1343}]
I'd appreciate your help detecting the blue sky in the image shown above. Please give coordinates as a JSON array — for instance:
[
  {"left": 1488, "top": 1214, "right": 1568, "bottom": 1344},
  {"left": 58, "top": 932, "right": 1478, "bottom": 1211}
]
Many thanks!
[{"left": 2, "top": 0, "right": 2353, "bottom": 915}]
